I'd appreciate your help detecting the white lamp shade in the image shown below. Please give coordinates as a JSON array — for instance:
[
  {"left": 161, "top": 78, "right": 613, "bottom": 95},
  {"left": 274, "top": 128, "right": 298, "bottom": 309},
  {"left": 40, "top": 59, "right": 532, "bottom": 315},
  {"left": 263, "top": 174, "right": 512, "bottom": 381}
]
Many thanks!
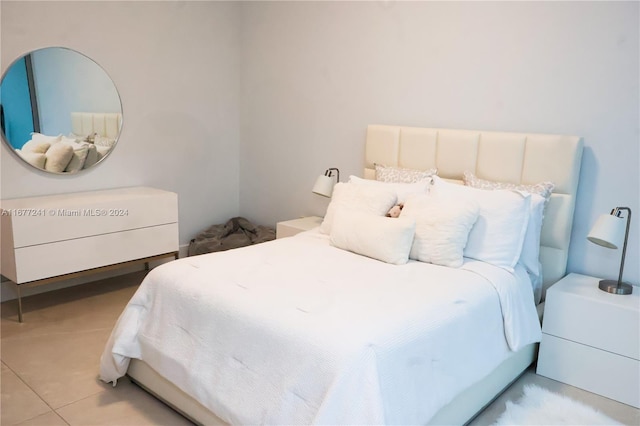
[
  {"left": 312, "top": 175, "right": 334, "bottom": 198},
  {"left": 587, "top": 214, "right": 625, "bottom": 249}
]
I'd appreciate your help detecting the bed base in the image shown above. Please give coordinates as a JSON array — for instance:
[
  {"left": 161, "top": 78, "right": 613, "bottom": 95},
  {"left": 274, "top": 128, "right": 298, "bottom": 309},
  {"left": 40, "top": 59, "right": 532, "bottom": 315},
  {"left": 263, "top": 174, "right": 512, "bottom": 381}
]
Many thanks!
[{"left": 127, "top": 342, "right": 537, "bottom": 426}]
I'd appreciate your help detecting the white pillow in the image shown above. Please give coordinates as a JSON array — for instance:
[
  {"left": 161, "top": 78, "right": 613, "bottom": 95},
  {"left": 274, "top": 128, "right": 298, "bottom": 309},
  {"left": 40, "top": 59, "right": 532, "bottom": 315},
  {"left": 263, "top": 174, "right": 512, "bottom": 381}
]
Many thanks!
[
  {"left": 432, "top": 176, "right": 531, "bottom": 271},
  {"left": 375, "top": 164, "right": 437, "bottom": 183},
  {"left": 348, "top": 175, "right": 430, "bottom": 204},
  {"left": 400, "top": 193, "right": 479, "bottom": 268},
  {"left": 44, "top": 143, "right": 74, "bottom": 173},
  {"left": 462, "top": 171, "right": 552, "bottom": 284},
  {"left": 320, "top": 182, "right": 397, "bottom": 235},
  {"left": 519, "top": 193, "right": 546, "bottom": 278},
  {"left": 330, "top": 210, "right": 415, "bottom": 265}
]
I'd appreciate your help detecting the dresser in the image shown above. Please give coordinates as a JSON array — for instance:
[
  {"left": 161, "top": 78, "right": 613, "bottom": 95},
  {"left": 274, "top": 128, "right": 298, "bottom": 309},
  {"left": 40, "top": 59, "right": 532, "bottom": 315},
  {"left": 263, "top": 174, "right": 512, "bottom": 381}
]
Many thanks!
[
  {"left": 1, "top": 187, "right": 179, "bottom": 321},
  {"left": 537, "top": 273, "right": 640, "bottom": 408}
]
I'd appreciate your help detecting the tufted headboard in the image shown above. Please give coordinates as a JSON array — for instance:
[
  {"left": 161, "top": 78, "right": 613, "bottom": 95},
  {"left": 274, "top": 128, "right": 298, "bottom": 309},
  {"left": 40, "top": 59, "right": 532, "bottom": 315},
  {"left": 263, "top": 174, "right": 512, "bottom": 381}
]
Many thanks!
[{"left": 365, "top": 125, "right": 583, "bottom": 296}]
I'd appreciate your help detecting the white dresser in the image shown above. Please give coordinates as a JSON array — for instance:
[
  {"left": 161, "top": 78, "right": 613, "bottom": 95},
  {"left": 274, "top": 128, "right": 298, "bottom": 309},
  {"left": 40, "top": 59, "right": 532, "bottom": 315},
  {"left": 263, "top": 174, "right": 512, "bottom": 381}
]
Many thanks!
[
  {"left": 537, "top": 273, "right": 640, "bottom": 408},
  {"left": 1, "top": 187, "right": 179, "bottom": 321}
]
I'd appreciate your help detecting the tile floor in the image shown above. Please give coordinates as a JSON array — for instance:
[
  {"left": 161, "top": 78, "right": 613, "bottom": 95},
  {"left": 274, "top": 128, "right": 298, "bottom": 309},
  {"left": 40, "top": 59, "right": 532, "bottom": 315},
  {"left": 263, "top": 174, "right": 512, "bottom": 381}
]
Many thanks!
[{"left": 1, "top": 271, "right": 638, "bottom": 425}]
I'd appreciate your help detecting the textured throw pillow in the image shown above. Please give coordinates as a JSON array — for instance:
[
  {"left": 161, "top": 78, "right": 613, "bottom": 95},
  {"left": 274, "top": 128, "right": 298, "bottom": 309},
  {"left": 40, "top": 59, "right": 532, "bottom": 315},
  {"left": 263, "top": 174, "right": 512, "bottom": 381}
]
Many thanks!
[
  {"left": 432, "top": 176, "right": 531, "bottom": 271},
  {"left": 348, "top": 175, "right": 430, "bottom": 204},
  {"left": 375, "top": 164, "right": 437, "bottom": 183},
  {"left": 463, "top": 171, "right": 554, "bottom": 201},
  {"left": 400, "top": 193, "right": 480, "bottom": 268},
  {"left": 320, "top": 182, "right": 397, "bottom": 235},
  {"left": 44, "top": 143, "right": 74, "bottom": 173},
  {"left": 330, "top": 210, "right": 416, "bottom": 265}
]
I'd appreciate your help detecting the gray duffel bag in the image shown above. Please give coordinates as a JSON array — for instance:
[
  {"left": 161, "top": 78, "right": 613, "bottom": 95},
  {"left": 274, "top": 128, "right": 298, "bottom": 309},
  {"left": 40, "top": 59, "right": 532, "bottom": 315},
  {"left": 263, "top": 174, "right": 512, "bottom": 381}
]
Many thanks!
[{"left": 188, "top": 217, "right": 275, "bottom": 256}]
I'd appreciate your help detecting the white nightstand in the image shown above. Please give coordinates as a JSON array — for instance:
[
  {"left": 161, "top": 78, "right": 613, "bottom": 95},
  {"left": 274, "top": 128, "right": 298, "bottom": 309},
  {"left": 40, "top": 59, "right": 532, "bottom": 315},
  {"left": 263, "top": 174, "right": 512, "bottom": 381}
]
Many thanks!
[
  {"left": 276, "top": 216, "right": 323, "bottom": 239},
  {"left": 537, "top": 273, "right": 640, "bottom": 407}
]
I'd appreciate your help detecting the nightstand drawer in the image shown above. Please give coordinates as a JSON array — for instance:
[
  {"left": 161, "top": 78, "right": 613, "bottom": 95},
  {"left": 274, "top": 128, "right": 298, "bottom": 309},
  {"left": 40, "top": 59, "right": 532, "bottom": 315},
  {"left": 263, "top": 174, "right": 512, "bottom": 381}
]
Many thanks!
[
  {"left": 542, "top": 274, "right": 640, "bottom": 360},
  {"left": 537, "top": 334, "right": 640, "bottom": 408}
]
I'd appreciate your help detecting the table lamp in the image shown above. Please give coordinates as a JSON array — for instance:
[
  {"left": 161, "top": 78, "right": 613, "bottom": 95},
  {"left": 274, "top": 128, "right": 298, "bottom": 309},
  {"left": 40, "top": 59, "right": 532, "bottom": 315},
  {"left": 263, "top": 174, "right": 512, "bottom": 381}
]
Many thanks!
[
  {"left": 312, "top": 168, "right": 340, "bottom": 198},
  {"left": 587, "top": 207, "right": 633, "bottom": 295}
]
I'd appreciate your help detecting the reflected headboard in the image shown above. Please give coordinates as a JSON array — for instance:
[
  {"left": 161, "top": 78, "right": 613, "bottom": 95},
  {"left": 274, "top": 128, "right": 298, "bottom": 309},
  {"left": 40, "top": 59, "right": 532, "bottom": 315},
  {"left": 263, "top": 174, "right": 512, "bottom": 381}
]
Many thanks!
[
  {"left": 364, "top": 125, "right": 583, "bottom": 295},
  {"left": 71, "top": 112, "right": 122, "bottom": 139}
]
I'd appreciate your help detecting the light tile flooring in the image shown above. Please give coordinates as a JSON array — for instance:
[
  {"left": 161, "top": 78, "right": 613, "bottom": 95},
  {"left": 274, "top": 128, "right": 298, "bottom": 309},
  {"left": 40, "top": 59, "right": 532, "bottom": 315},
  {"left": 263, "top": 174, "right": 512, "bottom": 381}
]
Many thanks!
[{"left": 1, "top": 271, "right": 638, "bottom": 425}]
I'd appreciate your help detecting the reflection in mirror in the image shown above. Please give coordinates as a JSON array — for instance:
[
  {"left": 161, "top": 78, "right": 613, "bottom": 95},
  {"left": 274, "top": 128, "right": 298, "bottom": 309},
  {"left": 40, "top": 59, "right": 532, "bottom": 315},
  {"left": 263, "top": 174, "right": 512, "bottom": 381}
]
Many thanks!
[{"left": 0, "top": 47, "right": 122, "bottom": 174}]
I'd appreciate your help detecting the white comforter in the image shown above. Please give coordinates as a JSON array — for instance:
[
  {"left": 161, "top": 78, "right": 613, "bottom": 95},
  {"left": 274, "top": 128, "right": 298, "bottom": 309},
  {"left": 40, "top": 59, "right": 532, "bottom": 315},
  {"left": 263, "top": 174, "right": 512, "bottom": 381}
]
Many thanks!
[{"left": 100, "top": 230, "right": 541, "bottom": 425}]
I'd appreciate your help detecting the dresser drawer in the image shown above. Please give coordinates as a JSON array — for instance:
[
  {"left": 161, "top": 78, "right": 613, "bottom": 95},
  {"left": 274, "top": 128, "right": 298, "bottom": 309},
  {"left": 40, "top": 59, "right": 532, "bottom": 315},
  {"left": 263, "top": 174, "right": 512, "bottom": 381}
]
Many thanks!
[
  {"left": 2, "top": 187, "right": 178, "bottom": 247},
  {"left": 542, "top": 274, "right": 640, "bottom": 360},
  {"left": 537, "top": 334, "right": 640, "bottom": 408},
  {"left": 12, "top": 223, "right": 178, "bottom": 283}
]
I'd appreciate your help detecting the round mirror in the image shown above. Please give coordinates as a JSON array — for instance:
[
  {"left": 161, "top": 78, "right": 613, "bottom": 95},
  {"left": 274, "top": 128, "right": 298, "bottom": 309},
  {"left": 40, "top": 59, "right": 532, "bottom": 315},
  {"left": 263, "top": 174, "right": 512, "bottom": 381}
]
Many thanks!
[{"left": 0, "top": 47, "right": 122, "bottom": 174}]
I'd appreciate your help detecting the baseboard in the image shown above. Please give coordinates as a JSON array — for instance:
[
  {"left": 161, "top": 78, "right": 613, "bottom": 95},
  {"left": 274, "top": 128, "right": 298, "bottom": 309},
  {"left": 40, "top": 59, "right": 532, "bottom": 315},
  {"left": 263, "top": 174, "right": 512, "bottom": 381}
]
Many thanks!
[{"left": 0, "top": 244, "right": 189, "bottom": 303}]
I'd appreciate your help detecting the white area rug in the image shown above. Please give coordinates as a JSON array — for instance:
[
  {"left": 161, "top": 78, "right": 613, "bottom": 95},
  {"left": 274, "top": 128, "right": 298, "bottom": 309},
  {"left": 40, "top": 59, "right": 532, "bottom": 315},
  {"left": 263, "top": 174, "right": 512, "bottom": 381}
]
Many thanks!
[{"left": 493, "top": 384, "right": 622, "bottom": 425}]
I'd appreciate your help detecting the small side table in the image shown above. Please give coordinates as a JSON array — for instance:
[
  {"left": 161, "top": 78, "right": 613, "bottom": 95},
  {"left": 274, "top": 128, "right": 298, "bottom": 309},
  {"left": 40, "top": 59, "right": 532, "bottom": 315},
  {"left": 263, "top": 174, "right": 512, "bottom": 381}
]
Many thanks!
[
  {"left": 276, "top": 216, "right": 323, "bottom": 239},
  {"left": 536, "top": 273, "right": 639, "bottom": 407}
]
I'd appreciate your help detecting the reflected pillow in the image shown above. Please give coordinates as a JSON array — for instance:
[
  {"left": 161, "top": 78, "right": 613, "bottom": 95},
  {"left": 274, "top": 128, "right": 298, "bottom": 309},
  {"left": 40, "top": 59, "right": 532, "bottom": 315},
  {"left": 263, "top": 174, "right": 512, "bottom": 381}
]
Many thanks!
[
  {"left": 17, "top": 150, "right": 46, "bottom": 169},
  {"left": 320, "top": 182, "right": 397, "bottom": 235},
  {"left": 375, "top": 164, "right": 437, "bottom": 183},
  {"left": 330, "top": 210, "right": 415, "bottom": 265},
  {"left": 400, "top": 193, "right": 479, "bottom": 268},
  {"left": 44, "top": 143, "right": 74, "bottom": 173},
  {"left": 83, "top": 144, "right": 99, "bottom": 168},
  {"left": 30, "top": 132, "right": 62, "bottom": 145},
  {"left": 63, "top": 143, "right": 90, "bottom": 173}
]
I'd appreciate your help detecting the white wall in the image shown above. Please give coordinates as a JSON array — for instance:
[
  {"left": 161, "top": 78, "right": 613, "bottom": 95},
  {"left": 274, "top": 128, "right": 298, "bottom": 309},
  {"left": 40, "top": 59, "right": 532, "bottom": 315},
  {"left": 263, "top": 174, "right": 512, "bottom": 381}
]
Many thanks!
[
  {"left": 1, "top": 1, "right": 638, "bottom": 298},
  {"left": 239, "top": 2, "right": 639, "bottom": 285},
  {"left": 1, "top": 1, "right": 241, "bottom": 246}
]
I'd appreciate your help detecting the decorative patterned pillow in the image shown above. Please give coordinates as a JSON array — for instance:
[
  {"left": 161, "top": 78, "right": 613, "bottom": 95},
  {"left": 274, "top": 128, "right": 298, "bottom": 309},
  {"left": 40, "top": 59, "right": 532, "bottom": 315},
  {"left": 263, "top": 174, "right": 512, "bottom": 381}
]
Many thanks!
[
  {"left": 375, "top": 164, "right": 437, "bottom": 183},
  {"left": 462, "top": 171, "right": 554, "bottom": 201}
]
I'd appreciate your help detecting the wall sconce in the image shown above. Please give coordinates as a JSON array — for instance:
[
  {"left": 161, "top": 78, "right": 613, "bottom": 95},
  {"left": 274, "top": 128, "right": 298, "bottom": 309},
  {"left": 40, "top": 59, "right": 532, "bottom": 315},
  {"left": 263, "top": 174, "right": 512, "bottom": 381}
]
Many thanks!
[
  {"left": 312, "top": 168, "right": 340, "bottom": 198},
  {"left": 587, "top": 207, "right": 633, "bottom": 295}
]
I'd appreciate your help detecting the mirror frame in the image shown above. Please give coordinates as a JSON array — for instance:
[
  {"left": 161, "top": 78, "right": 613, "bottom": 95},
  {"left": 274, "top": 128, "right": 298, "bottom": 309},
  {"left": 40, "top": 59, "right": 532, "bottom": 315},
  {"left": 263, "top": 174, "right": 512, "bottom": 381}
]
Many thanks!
[{"left": 0, "top": 46, "right": 123, "bottom": 175}]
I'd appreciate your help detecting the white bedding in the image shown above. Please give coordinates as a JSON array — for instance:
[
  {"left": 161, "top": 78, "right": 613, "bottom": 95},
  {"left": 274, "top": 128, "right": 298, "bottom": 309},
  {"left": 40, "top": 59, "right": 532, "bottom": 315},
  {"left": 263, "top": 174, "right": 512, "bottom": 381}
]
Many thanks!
[{"left": 100, "top": 229, "right": 541, "bottom": 425}]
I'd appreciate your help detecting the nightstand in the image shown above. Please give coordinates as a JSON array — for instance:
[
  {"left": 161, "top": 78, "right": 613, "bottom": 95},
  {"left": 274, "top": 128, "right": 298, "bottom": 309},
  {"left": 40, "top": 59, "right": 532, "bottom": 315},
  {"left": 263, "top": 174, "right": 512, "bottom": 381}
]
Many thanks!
[
  {"left": 537, "top": 273, "right": 639, "bottom": 407},
  {"left": 276, "top": 216, "right": 323, "bottom": 239}
]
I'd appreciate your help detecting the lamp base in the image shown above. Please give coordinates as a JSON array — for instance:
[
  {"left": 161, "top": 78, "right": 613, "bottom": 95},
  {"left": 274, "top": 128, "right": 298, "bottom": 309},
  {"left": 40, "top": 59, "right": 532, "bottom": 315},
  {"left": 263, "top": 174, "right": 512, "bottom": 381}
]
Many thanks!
[{"left": 598, "top": 279, "right": 633, "bottom": 295}]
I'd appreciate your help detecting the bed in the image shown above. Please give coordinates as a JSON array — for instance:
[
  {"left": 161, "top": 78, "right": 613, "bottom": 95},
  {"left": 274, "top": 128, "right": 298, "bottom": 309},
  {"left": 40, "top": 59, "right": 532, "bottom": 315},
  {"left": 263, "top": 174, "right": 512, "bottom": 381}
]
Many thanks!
[{"left": 100, "top": 125, "right": 583, "bottom": 425}]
